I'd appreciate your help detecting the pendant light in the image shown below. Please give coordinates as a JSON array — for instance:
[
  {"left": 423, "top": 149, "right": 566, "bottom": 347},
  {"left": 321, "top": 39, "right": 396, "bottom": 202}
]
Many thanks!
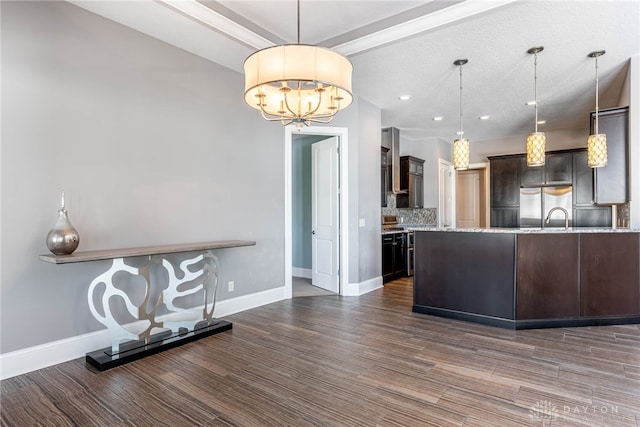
[
  {"left": 243, "top": 0, "right": 353, "bottom": 130},
  {"left": 587, "top": 50, "right": 607, "bottom": 168},
  {"left": 526, "top": 46, "right": 545, "bottom": 167},
  {"left": 453, "top": 59, "right": 470, "bottom": 170}
]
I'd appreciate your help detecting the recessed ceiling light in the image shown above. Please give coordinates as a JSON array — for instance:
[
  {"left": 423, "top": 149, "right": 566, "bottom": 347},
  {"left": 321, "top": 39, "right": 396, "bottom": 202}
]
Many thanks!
[
  {"left": 537, "top": 120, "right": 546, "bottom": 125},
  {"left": 433, "top": 116, "right": 443, "bottom": 121},
  {"left": 526, "top": 100, "right": 539, "bottom": 106},
  {"left": 478, "top": 115, "right": 490, "bottom": 120},
  {"left": 399, "top": 95, "right": 412, "bottom": 101}
]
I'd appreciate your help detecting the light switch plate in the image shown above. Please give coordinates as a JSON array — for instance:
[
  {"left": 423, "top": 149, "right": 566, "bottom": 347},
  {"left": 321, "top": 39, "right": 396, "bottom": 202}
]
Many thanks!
[{"left": 359, "top": 218, "right": 365, "bottom": 227}]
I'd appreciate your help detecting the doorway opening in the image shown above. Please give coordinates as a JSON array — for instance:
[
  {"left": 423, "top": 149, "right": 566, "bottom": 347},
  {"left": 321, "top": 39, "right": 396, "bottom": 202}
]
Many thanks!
[
  {"left": 456, "top": 163, "right": 489, "bottom": 228},
  {"left": 284, "top": 126, "right": 350, "bottom": 299}
]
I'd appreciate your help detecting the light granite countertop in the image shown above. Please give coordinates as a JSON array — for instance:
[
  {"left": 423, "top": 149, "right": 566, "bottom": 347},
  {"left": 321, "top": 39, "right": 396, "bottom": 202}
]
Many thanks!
[{"left": 407, "top": 227, "right": 639, "bottom": 234}]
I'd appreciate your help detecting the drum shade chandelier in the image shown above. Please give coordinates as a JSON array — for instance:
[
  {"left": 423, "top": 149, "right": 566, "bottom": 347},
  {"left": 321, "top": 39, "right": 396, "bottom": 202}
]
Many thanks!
[
  {"left": 243, "top": 0, "right": 353, "bottom": 130},
  {"left": 452, "top": 59, "right": 470, "bottom": 170},
  {"left": 526, "top": 46, "right": 546, "bottom": 167},
  {"left": 587, "top": 50, "right": 607, "bottom": 168}
]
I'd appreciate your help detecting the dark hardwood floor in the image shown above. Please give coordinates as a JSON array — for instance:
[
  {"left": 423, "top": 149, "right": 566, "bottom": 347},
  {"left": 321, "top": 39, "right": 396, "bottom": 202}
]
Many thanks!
[{"left": 2, "top": 277, "right": 639, "bottom": 426}]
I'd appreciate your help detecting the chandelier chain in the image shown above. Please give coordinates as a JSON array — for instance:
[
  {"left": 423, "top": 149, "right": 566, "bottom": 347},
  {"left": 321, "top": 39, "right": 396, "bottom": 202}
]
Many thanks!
[{"left": 297, "top": 0, "right": 300, "bottom": 44}]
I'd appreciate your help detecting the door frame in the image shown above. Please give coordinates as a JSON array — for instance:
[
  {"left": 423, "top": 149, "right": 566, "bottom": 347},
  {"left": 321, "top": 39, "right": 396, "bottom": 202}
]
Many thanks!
[
  {"left": 438, "top": 159, "right": 456, "bottom": 227},
  {"left": 284, "top": 126, "right": 349, "bottom": 299},
  {"left": 461, "top": 162, "right": 490, "bottom": 228}
]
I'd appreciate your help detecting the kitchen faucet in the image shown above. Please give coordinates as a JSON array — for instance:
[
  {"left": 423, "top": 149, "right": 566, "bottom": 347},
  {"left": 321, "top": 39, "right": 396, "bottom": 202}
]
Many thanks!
[{"left": 545, "top": 207, "right": 569, "bottom": 230}]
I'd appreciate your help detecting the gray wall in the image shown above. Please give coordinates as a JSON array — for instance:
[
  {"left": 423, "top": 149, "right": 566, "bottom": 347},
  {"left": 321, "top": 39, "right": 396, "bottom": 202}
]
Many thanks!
[
  {"left": 356, "top": 99, "right": 383, "bottom": 282},
  {"left": 401, "top": 137, "right": 452, "bottom": 208},
  {"left": 0, "top": 1, "right": 285, "bottom": 353},
  {"left": 330, "top": 97, "right": 382, "bottom": 285}
]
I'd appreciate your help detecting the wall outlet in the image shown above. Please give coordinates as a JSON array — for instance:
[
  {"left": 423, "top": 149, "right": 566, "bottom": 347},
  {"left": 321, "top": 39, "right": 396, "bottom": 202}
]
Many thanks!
[
  {"left": 228, "top": 281, "right": 234, "bottom": 292},
  {"left": 359, "top": 218, "right": 366, "bottom": 227}
]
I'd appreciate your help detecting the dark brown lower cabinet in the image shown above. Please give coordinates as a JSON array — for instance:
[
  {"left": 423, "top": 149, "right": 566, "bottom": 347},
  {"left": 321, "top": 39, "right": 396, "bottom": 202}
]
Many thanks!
[
  {"left": 516, "top": 234, "right": 579, "bottom": 319},
  {"left": 414, "top": 231, "right": 515, "bottom": 320},
  {"left": 580, "top": 233, "right": 640, "bottom": 316},
  {"left": 413, "top": 230, "right": 640, "bottom": 329}
]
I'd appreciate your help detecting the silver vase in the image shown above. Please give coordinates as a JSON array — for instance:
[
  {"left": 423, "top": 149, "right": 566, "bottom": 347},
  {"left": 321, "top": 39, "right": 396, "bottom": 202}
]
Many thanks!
[{"left": 46, "top": 207, "right": 80, "bottom": 255}]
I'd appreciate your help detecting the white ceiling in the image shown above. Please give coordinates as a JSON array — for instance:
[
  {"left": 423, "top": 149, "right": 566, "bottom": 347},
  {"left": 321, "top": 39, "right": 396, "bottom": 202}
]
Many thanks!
[{"left": 69, "top": 0, "right": 639, "bottom": 144}]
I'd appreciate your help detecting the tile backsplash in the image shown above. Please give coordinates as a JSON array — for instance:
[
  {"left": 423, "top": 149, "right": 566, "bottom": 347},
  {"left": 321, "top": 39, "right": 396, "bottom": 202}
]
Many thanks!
[{"left": 382, "top": 193, "right": 437, "bottom": 226}]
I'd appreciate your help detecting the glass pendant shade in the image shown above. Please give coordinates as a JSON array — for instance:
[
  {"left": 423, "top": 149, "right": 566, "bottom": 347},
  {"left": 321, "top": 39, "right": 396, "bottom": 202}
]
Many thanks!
[
  {"left": 527, "top": 132, "right": 546, "bottom": 167},
  {"left": 243, "top": 44, "right": 353, "bottom": 128},
  {"left": 453, "top": 138, "right": 470, "bottom": 170},
  {"left": 587, "top": 133, "right": 607, "bottom": 167}
]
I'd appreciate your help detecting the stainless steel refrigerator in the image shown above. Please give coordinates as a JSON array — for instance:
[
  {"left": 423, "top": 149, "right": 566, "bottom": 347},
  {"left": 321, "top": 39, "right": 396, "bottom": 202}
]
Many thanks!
[{"left": 520, "top": 186, "right": 573, "bottom": 228}]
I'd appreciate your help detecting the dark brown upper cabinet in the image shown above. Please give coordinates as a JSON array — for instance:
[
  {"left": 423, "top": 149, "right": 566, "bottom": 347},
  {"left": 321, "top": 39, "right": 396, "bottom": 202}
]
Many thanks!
[
  {"left": 591, "top": 107, "right": 629, "bottom": 204},
  {"left": 396, "top": 156, "right": 424, "bottom": 209},
  {"left": 381, "top": 147, "right": 389, "bottom": 207},
  {"left": 490, "top": 156, "right": 520, "bottom": 207},
  {"left": 520, "top": 152, "right": 572, "bottom": 186}
]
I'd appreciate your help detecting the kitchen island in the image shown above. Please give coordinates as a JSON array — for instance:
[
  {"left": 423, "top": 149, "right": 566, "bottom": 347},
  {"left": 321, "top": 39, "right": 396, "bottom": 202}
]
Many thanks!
[{"left": 411, "top": 228, "right": 640, "bottom": 329}]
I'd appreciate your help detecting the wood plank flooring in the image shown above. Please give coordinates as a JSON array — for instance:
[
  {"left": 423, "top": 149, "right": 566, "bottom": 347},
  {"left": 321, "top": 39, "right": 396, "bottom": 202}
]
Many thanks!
[{"left": 2, "top": 277, "right": 639, "bottom": 426}]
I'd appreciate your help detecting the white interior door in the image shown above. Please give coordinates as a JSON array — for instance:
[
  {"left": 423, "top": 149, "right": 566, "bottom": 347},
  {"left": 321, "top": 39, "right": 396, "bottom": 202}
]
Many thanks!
[
  {"left": 438, "top": 159, "right": 455, "bottom": 228},
  {"left": 456, "top": 170, "right": 480, "bottom": 228},
  {"left": 311, "top": 136, "right": 339, "bottom": 293}
]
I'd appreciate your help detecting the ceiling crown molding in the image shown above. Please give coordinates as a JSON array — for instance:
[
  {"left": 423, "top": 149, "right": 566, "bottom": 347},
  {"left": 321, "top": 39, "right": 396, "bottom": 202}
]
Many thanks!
[
  {"left": 332, "top": 0, "right": 518, "bottom": 56},
  {"left": 158, "top": 0, "right": 274, "bottom": 50}
]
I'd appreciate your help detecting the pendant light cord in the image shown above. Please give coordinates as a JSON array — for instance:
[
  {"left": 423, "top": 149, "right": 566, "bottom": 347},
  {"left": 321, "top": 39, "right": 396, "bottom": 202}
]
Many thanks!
[
  {"left": 533, "top": 52, "right": 538, "bottom": 133},
  {"left": 595, "top": 56, "right": 599, "bottom": 134},
  {"left": 459, "top": 63, "right": 463, "bottom": 137}
]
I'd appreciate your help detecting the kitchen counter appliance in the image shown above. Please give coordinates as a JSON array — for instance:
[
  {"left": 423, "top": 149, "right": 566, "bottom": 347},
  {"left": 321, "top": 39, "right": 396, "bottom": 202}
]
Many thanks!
[{"left": 520, "top": 185, "right": 573, "bottom": 228}]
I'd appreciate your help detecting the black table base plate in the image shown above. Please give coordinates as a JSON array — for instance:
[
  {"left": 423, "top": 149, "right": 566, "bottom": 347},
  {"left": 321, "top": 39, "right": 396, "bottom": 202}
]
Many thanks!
[{"left": 86, "top": 320, "right": 232, "bottom": 371}]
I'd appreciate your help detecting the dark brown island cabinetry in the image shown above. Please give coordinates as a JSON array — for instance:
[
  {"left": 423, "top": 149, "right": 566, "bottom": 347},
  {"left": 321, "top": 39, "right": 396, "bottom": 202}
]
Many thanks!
[
  {"left": 413, "top": 230, "right": 640, "bottom": 329},
  {"left": 591, "top": 106, "right": 629, "bottom": 204},
  {"left": 396, "top": 156, "right": 424, "bottom": 209},
  {"left": 580, "top": 233, "right": 640, "bottom": 316},
  {"left": 414, "top": 231, "right": 515, "bottom": 320},
  {"left": 516, "top": 234, "right": 580, "bottom": 319}
]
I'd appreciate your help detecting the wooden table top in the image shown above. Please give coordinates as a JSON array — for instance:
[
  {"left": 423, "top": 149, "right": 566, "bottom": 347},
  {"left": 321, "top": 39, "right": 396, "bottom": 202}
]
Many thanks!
[{"left": 39, "top": 240, "right": 256, "bottom": 264}]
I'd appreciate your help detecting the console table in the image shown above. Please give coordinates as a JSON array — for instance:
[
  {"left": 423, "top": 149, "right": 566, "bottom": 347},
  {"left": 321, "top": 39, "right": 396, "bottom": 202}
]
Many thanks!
[{"left": 40, "top": 240, "right": 256, "bottom": 371}]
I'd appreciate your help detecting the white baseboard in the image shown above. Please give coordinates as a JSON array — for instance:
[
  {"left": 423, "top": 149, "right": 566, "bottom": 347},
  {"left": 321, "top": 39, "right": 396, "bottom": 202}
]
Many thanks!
[
  {"left": 292, "top": 267, "right": 312, "bottom": 279},
  {"left": 342, "top": 276, "right": 383, "bottom": 296},
  {"left": 358, "top": 276, "right": 383, "bottom": 295},
  {"left": 0, "top": 286, "right": 286, "bottom": 380}
]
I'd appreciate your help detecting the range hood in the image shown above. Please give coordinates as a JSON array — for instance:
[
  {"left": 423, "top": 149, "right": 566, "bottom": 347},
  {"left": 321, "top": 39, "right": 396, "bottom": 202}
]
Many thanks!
[{"left": 381, "top": 127, "right": 406, "bottom": 194}]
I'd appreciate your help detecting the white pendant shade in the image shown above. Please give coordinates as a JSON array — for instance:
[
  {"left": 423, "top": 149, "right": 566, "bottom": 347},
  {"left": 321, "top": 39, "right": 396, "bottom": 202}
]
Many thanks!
[
  {"left": 587, "top": 133, "right": 607, "bottom": 167},
  {"left": 244, "top": 44, "right": 353, "bottom": 127},
  {"left": 453, "top": 138, "right": 470, "bottom": 170},
  {"left": 527, "top": 132, "right": 546, "bottom": 167}
]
